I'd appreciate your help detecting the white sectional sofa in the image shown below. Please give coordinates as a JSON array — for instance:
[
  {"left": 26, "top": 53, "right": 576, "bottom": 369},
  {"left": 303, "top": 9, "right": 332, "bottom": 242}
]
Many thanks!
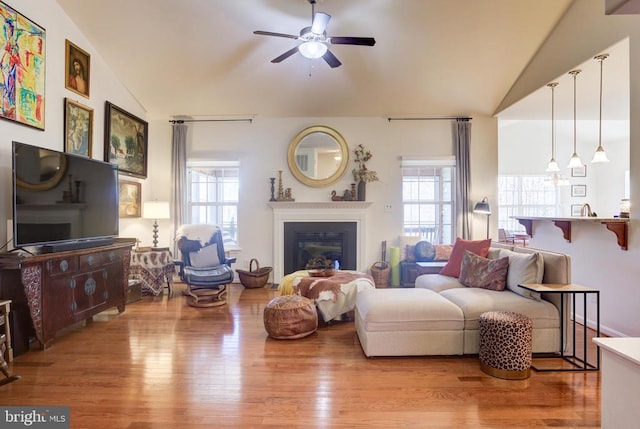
[{"left": 355, "top": 243, "right": 572, "bottom": 357}]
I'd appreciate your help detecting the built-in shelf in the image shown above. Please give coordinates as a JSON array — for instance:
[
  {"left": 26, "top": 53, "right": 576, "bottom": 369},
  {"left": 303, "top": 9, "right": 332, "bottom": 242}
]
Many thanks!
[{"left": 515, "top": 216, "right": 629, "bottom": 250}]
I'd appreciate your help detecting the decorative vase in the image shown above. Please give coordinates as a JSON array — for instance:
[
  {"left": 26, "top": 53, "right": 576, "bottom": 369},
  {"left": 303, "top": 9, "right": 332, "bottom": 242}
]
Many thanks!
[{"left": 357, "top": 180, "right": 366, "bottom": 201}]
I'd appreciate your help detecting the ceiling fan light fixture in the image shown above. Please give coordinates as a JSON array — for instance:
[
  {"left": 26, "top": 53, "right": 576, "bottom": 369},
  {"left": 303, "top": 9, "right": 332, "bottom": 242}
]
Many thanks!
[{"left": 298, "top": 41, "right": 327, "bottom": 59}]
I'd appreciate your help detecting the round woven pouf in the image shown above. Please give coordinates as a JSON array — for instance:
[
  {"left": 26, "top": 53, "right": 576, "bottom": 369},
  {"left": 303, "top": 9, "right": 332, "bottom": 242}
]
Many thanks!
[
  {"left": 479, "top": 311, "right": 533, "bottom": 380},
  {"left": 264, "top": 295, "right": 318, "bottom": 340}
]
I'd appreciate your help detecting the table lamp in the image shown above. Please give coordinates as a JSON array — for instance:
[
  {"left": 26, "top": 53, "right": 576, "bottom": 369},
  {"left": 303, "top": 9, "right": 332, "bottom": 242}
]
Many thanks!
[
  {"left": 142, "top": 201, "right": 170, "bottom": 247},
  {"left": 473, "top": 197, "right": 491, "bottom": 239}
]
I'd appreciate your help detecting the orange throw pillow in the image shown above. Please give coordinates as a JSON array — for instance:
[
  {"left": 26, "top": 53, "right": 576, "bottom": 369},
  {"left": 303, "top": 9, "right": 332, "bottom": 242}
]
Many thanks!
[{"left": 439, "top": 237, "right": 492, "bottom": 278}]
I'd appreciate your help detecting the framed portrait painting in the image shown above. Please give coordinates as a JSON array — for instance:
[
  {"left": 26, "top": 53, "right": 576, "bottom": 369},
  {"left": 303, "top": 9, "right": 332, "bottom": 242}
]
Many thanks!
[
  {"left": 0, "top": 1, "right": 46, "bottom": 130},
  {"left": 104, "top": 101, "right": 148, "bottom": 178},
  {"left": 64, "top": 98, "right": 93, "bottom": 157},
  {"left": 65, "top": 39, "right": 90, "bottom": 98},
  {"left": 118, "top": 180, "right": 141, "bottom": 218}
]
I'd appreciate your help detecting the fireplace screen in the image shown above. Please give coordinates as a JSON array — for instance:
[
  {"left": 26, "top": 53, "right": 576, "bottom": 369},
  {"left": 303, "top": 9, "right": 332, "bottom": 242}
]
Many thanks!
[{"left": 284, "top": 222, "right": 356, "bottom": 275}]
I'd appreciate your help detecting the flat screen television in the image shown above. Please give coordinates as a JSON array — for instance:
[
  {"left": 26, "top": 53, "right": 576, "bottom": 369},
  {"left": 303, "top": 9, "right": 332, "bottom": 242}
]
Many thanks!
[{"left": 12, "top": 141, "right": 119, "bottom": 252}]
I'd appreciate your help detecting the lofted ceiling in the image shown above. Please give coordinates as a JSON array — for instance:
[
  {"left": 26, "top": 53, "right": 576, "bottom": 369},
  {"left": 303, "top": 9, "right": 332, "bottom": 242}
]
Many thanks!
[{"left": 55, "top": 0, "right": 574, "bottom": 120}]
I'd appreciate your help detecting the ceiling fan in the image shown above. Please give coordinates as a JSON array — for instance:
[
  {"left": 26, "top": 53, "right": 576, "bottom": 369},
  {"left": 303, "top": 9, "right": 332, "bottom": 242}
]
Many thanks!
[{"left": 253, "top": 0, "right": 376, "bottom": 68}]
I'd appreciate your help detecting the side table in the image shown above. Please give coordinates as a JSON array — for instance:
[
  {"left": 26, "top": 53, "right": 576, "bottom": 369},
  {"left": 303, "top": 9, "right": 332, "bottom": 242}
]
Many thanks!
[
  {"left": 519, "top": 282, "right": 600, "bottom": 371},
  {"left": 416, "top": 261, "right": 447, "bottom": 275},
  {"left": 130, "top": 248, "right": 175, "bottom": 296}
]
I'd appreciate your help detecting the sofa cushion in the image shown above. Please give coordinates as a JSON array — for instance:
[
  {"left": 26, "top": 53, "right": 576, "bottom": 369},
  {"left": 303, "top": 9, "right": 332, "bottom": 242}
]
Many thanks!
[
  {"left": 415, "top": 273, "right": 465, "bottom": 293},
  {"left": 498, "top": 249, "right": 543, "bottom": 300},
  {"left": 356, "top": 288, "right": 464, "bottom": 332},
  {"left": 459, "top": 250, "right": 508, "bottom": 291},
  {"left": 439, "top": 238, "right": 491, "bottom": 278},
  {"left": 439, "top": 287, "right": 560, "bottom": 331}
]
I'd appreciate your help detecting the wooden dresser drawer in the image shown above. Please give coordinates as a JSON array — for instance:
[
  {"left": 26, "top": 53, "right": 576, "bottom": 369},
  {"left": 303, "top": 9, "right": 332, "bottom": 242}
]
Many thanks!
[{"left": 47, "top": 256, "right": 78, "bottom": 276}]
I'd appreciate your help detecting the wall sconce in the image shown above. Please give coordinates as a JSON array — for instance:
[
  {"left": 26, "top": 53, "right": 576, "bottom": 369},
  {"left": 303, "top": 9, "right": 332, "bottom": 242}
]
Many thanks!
[
  {"left": 620, "top": 199, "right": 630, "bottom": 218},
  {"left": 143, "top": 201, "right": 171, "bottom": 247},
  {"left": 473, "top": 197, "right": 491, "bottom": 239}
]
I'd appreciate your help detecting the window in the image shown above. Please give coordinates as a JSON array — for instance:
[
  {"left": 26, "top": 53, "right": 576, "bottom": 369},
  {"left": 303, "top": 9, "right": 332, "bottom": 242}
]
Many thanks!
[
  {"left": 498, "top": 175, "right": 559, "bottom": 233},
  {"left": 186, "top": 161, "right": 239, "bottom": 245},
  {"left": 402, "top": 158, "right": 456, "bottom": 244}
]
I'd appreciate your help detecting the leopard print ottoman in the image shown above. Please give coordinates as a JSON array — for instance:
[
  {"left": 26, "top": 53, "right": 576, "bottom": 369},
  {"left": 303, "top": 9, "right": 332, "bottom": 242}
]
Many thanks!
[{"left": 479, "top": 311, "right": 533, "bottom": 380}]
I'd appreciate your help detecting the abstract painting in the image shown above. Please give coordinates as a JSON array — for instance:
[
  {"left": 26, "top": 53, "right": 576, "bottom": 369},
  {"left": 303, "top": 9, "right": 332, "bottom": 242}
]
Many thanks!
[{"left": 0, "top": 1, "right": 46, "bottom": 129}]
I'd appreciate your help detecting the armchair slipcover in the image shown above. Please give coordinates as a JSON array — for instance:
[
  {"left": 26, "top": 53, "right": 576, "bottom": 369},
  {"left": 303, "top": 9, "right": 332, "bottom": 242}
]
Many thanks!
[{"left": 175, "top": 224, "right": 236, "bottom": 307}]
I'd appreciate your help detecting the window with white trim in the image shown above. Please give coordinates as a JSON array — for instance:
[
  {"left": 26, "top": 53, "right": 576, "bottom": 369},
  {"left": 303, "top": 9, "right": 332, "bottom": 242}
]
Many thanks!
[
  {"left": 498, "top": 175, "right": 560, "bottom": 233},
  {"left": 401, "top": 157, "right": 456, "bottom": 244},
  {"left": 186, "top": 161, "right": 239, "bottom": 245}
]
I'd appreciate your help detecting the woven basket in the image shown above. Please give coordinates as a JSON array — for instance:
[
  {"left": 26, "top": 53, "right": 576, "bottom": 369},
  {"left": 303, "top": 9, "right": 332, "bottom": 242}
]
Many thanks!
[
  {"left": 237, "top": 259, "right": 272, "bottom": 289},
  {"left": 370, "top": 261, "right": 391, "bottom": 288}
]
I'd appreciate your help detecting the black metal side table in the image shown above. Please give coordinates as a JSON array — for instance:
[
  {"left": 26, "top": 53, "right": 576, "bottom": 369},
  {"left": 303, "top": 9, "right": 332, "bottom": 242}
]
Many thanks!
[{"left": 519, "top": 283, "right": 600, "bottom": 372}]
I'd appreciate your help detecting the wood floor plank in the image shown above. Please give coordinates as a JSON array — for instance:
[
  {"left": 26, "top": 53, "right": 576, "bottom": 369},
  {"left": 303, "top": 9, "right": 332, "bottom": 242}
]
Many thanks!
[{"left": 1, "top": 283, "right": 601, "bottom": 428}]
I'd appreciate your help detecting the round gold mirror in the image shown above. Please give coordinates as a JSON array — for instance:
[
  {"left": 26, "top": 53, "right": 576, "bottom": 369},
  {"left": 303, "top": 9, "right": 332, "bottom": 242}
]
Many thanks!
[
  {"left": 15, "top": 144, "right": 68, "bottom": 191},
  {"left": 287, "top": 125, "right": 349, "bottom": 187}
]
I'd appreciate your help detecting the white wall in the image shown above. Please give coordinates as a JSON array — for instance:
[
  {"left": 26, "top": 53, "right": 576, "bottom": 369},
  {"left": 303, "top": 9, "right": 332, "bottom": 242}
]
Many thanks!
[
  {"left": 0, "top": 1, "right": 501, "bottom": 303},
  {"left": 499, "top": 119, "right": 630, "bottom": 217},
  {"left": 156, "top": 116, "right": 498, "bottom": 273},
  {"left": 498, "top": 0, "right": 640, "bottom": 337},
  {"left": 0, "top": 0, "right": 148, "bottom": 249}
]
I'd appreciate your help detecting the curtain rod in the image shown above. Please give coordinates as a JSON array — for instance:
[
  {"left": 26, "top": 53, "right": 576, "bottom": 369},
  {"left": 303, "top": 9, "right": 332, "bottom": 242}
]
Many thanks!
[
  {"left": 169, "top": 118, "right": 253, "bottom": 124},
  {"left": 388, "top": 116, "right": 472, "bottom": 122}
]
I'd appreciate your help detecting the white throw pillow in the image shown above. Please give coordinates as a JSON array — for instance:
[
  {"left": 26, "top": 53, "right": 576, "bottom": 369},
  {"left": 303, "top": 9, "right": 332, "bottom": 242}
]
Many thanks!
[
  {"left": 499, "top": 249, "right": 543, "bottom": 300},
  {"left": 189, "top": 244, "right": 220, "bottom": 268}
]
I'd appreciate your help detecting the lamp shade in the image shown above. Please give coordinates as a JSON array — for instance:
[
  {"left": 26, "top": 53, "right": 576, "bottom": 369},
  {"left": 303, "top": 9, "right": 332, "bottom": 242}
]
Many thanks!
[
  {"left": 473, "top": 197, "right": 491, "bottom": 215},
  {"left": 143, "top": 201, "right": 170, "bottom": 220}
]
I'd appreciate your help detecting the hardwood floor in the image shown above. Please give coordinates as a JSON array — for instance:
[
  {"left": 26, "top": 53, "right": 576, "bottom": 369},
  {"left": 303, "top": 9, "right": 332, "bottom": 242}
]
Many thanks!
[{"left": 2, "top": 283, "right": 601, "bottom": 428}]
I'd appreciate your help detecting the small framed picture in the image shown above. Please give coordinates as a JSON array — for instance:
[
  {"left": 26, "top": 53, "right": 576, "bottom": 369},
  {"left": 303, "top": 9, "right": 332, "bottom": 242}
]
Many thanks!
[
  {"left": 65, "top": 40, "right": 90, "bottom": 98},
  {"left": 571, "top": 165, "right": 587, "bottom": 177},
  {"left": 118, "top": 180, "right": 141, "bottom": 218},
  {"left": 571, "top": 184, "right": 587, "bottom": 197},
  {"left": 571, "top": 204, "right": 583, "bottom": 217},
  {"left": 64, "top": 98, "right": 93, "bottom": 157}
]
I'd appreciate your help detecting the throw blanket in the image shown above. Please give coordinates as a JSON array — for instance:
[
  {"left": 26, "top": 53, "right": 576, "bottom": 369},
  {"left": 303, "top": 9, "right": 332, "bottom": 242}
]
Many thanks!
[{"left": 290, "top": 271, "right": 375, "bottom": 322}]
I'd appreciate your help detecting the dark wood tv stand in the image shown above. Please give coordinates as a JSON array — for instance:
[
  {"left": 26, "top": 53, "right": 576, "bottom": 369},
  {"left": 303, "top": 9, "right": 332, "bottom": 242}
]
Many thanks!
[{"left": 0, "top": 241, "right": 133, "bottom": 352}]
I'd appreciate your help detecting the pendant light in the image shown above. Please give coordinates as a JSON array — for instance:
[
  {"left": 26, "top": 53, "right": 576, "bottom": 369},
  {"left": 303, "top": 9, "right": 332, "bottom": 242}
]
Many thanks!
[
  {"left": 545, "top": 82, "right": 560, "bottom": 172},
  {"left": 567, "top": 69, "right": 584, "bottom": 169},
  {"left": 591, "top": 53, "right": 610, "bottom": 163}
]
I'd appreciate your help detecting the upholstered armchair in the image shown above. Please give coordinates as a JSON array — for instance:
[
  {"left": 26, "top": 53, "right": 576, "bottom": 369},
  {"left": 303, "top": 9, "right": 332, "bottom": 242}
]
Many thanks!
[{"left": 175, "top": 224, "right": 236, "bottom": 307}]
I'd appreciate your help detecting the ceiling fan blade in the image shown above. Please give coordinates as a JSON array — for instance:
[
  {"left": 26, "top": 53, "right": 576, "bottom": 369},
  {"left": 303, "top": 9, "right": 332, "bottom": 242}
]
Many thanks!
[
  {"left": 311, "top": 12, "right": 331, "bottom": 34},
  {"left": 322, "top": 50, "right": 342, "bottom": 68},
  {"left": 271, "top": 46, "right": 299, "bottom": 63},
  {"left": 254, "top": 30, "right": 299, "bottom": 40},
  {"left": 330, "top": 36, "right": 376, "bottom": 46}
]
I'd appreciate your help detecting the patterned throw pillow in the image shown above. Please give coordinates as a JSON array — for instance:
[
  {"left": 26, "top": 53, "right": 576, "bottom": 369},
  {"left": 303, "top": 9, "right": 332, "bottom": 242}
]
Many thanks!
[
  {"left": 439, "top": 238, "right": 491, "bottom": 278},
  {"left": 433, "top": 245, "right": 453, "bottom": 261},
  {"left": 405, "top": 244, "right": 416, "bottom": 262},
  {"left": 459, "top": 250, "right": 509, "bottom": 291}
]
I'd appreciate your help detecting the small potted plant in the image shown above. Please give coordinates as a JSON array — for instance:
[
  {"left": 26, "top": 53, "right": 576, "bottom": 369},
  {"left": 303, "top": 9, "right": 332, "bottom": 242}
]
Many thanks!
[{"left": 352, "top": 144, "right": 379, "bottom": 201}]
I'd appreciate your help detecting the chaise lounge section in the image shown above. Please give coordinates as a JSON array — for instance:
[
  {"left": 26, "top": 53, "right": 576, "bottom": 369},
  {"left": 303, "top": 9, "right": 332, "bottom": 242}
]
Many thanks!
[{"left": 355, "top": 242, "right": 572, "bottom": 357}]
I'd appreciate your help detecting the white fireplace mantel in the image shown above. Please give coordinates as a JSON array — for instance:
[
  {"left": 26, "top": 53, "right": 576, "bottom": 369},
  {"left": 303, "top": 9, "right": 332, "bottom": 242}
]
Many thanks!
[{"left": 269, "top": 201, "right": 372, "bottom": 282}]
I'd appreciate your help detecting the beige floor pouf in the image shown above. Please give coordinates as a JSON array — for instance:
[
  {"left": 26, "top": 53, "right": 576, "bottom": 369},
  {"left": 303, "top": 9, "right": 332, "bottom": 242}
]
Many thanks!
[
  {"left": 479, "top": 311, "right": 533, "bottom": 380},
  {"left": 264, "top": 295, "right": 318, "bottom": 339}
]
